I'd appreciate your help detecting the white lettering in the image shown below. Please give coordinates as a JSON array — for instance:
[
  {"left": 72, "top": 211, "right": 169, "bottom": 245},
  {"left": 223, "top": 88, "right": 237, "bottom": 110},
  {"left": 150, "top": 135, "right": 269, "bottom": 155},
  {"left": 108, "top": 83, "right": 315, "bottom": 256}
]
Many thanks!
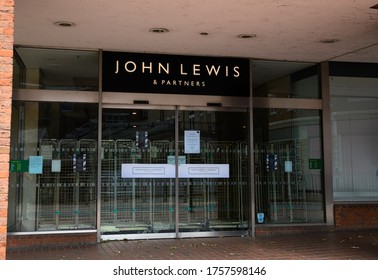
[
  {"left": 158, "top": 63, "right": 169, "bottom": 74},
  {"left": 206, "top": 65, "right": 221, "bottom": 76},
  {"left": 142, "top": 62, "right": 153, "bottom": 73},
  {"left": 125, "top": 61, "right": 137, "bottom": 73},
  {"left": 115, "top": 60, "right": 119, "bottom": 74},
  {"left": 114, "top": 59, "right": 242, "bottom": 80},
  {"left": 180, "top": 64, "right": 188, "bottom": 75},
  {"left": 193, "top": 64, "right": 201, "bottom": 76},
  {"left": 156, "top": 79, "right": 206, "bottom": 87},
  {"left": 233, "top": 66, "right": 240, "bottom": 77}
]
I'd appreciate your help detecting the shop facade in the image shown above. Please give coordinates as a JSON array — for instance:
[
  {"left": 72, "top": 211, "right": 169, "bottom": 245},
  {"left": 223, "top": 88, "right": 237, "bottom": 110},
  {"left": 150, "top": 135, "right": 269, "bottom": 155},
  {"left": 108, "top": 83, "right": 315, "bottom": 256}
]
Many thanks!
[{"left": 1, "top": 1, "right": 378, "bottom": 260}]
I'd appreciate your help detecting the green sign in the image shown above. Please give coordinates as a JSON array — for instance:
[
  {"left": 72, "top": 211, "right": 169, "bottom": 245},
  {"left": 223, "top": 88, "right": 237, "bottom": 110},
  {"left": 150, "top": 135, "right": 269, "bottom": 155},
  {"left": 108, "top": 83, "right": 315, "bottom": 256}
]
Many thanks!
[
  {"left": 309, "top": 159, "right": 323, "bottom": 170},
  {"left": 167, "top": 155, "right": 186, "bottom": 165},
  {"left": 10, "top": 160, "right": 29, "bottom": 172}
]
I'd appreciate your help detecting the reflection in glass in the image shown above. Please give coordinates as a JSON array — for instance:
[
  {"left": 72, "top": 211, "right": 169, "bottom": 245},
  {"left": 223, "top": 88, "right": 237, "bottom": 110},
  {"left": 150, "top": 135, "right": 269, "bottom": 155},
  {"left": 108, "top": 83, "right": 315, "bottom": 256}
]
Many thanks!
[
  {"left": 178, "top": 111, "right": 249, "bottom": 232},
  {"left": 13, "top": 47, "right": 98, "bottom": 91},
  {"left": 252, "top": 60, "right": 319, "bottom": 99},
  {"left": 8, "top": 101, "right": 98, "bottom": 232},
  {"left": 100, "top": 109, "right": 249, "bottom": 234},
  {"left": 101, "top": 109, "right": 177, "bottom": 234},
  {"left": 331, "top": 77, "right": 378, "bottom": 201},
  {"left": 254, "top": 108, "right": 325, "bottom": 223}
]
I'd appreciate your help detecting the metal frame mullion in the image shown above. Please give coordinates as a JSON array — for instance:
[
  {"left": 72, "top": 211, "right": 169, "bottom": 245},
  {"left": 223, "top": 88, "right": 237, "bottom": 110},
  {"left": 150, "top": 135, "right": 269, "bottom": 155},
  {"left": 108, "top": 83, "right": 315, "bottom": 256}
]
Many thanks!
[{"left": 96, "top": 50, "right": 103, "bottom": 242}]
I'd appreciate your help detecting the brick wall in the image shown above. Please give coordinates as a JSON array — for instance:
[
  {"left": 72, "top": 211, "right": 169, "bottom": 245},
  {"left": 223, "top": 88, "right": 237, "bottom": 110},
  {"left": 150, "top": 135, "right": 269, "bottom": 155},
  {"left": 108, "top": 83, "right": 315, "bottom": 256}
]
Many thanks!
[
  {"left": 334, "top": 204, "right": 378, "bottom": 229},
  {"left": 255, "top": 204, "right": 378, "bottom": 236},
  {"left": 0, "top": 0, "right": 14, "bottom": 260},
  {"left": 7, "top": 233, "right": 98, "bottom": 249},
  {"left": 256, "top": 225, "right": 332, "bottom": 236}
]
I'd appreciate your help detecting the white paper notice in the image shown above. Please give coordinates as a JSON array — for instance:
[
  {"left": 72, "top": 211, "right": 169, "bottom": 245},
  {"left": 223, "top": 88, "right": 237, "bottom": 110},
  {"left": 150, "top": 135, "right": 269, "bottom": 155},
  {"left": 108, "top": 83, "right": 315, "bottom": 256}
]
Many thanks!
[
  {"left": 184, "top": 130, "right": 200, "bottom": 154},
  {"left": 179, "top": 164, "right": 230, "bottom": 178},
  {"left": 51, "top": 160, "right": 61, "bottom": 172},
  {"left": 285, "top": 161, "right": 293, "bottom": 173},
  {"left": 29, "top": 156, "right": 43, "bottom": 174},
  {"left": 121, "top": 164, "right": 229, "bottom": 178},
  {"left": 122, "top": 164, "right": 175, "bottom": 178}
]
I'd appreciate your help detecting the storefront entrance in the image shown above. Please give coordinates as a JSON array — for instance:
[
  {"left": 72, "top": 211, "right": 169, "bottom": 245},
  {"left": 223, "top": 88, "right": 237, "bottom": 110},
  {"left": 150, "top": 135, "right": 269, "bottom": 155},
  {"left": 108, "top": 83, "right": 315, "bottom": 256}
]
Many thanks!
[
  {"left": 100, "top": 107, "right": 249, "bottom": 239},
  {"left": 8, "top": 47, "right": 327, "bottom": 244}
]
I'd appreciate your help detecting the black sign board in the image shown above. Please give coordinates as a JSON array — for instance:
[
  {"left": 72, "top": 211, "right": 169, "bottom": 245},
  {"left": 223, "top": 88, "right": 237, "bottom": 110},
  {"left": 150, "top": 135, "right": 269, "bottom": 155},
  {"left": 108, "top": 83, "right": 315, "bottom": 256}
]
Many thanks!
[{"left": 102, "top": 51, "right": 250, "bottom": 96}]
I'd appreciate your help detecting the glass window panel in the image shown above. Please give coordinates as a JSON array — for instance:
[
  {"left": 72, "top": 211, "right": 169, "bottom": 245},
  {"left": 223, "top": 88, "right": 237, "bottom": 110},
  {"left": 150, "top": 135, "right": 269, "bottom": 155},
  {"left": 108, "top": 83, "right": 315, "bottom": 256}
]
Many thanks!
[
  {"left": 331, "top": 77, "right": 378, "bottom": 201},
  {"left": 253, "top": 108, "right": 325, "bottom": 224},
  {"left": 252, "top": 60, "right": 320, "bottom": 99},
  {"left": 13, "top": 47, "right": 98, "bottom": 91},
  {"left": 100, "top": 108, "right": 177, "bottom": 235},
  {"left": 178, "top": 110, "right": 249, "bottom": 232},
  {"left": 8, "top": 101, "right": 98, "bottom": 232}
]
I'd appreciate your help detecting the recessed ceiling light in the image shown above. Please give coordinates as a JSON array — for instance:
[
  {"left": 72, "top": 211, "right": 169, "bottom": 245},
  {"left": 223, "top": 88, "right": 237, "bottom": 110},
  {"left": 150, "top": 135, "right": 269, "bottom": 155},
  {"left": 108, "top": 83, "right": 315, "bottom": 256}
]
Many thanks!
[
  {"left": 319, "top": 39, "right": 339, "bottom": 44},
  {"left": 237, "top": 34, "right": 257, "bottom": 39},
  {"left": 149, "top": 28, "right": 169, "bottom": 33},
  {"left": 54, "top": 21, "right": 75, "bottom": 27}
]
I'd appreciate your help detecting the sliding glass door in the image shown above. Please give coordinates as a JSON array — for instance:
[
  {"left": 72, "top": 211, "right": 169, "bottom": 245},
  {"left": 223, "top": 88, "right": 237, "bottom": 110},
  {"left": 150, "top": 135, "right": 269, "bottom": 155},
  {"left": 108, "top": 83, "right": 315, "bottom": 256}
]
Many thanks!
[
  {"left": 177, "top": 110, "right": 249, "bottom": 233},
  {"left": 100, "top": 107, "right": 249, "bottom": 237},
  {"left": 100, "top": 108, "right": 176, "bottom": 235}
]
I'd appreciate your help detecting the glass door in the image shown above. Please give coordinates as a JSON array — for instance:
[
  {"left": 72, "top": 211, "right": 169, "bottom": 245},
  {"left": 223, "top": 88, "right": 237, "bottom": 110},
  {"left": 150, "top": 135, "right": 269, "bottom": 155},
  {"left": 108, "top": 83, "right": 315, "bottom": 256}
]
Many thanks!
[
  {"left": 100, "top": 107, "right": 249, "bottom": 237},
  {"left": 178, "top": 110, "right": 249, "bottom": 233},
  {"left": 100, "top": 108, "right": 176, "bottom": 235}
]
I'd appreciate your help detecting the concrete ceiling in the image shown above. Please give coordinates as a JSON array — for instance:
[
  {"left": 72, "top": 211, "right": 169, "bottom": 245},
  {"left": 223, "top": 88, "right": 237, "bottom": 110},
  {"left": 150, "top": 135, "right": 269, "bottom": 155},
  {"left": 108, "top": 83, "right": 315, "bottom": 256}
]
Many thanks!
[{"left": 14, "top": 0, "right": 378, "bottom": 63}]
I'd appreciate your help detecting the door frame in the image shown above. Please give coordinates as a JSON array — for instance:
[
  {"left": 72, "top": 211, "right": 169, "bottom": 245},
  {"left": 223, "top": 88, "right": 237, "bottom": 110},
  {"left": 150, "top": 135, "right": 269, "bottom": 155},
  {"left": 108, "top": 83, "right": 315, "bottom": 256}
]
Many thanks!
[{"left": 99, "top": 102, "right": 251, "bottom": 241}]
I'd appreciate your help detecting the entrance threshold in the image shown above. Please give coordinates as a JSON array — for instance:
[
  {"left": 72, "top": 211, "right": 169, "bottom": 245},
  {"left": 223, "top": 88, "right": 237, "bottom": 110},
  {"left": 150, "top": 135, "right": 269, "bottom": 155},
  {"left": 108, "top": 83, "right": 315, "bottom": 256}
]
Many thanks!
[{"left": 100, "top": 230, "right": 249, "bottom": 241}]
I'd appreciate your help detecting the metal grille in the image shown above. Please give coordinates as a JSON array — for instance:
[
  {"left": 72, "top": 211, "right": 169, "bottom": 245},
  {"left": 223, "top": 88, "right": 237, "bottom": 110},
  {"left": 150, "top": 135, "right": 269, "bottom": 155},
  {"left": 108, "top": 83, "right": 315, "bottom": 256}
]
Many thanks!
[
  {"left": 178, "top": 140, "right": 207, "bottom": 231},
  {"left": 100, "top": 139, "right": 248, "bottom": 233},
  {"left": 101, "top": 139, "right": 177, "bottom": 233},
  {"left": 254, "top": 140, "right": 324, "bottom": 223},
  {"left": 150, "top": 141, "right": 175, "bottom": 232},
  {"left": 100, "top": 140, "right": 116, "bottom": 225},
  {"left": 37, "top": 139, "right": 97, "bottom": 230},
  {"left": 178, "top": 141, "right": 248, "bottom": 231},
  {"left": 208, "top": 141, "right": 244, "bottom": 228},
  {"left": 37, "top": 139, "right": 60, "bottom": 230}
]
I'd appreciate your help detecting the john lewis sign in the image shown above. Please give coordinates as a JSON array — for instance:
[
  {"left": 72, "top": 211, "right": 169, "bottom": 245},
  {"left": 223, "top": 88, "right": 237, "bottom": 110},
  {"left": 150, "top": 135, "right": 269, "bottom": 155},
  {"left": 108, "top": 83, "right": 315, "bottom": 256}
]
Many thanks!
[{"left": 102, "top": 51, "right": 250, "bottom": 96}]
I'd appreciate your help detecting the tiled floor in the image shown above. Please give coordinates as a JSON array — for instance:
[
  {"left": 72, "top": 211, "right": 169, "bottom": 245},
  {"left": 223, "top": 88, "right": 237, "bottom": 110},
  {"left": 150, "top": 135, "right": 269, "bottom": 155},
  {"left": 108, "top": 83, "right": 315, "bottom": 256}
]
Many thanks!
[{"left": 6, "top": 229, "right": 378, "bottom": 260}]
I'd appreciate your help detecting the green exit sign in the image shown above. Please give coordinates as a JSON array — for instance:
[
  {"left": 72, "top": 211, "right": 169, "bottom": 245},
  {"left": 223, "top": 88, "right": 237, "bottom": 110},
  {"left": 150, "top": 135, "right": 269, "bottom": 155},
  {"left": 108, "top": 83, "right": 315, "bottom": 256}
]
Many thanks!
[
  {"left": 309, "top": 159, "right": 323, "bottom": 170},
  {"left": 10, "top": 160, "right": 29, "bottom": 172}
]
